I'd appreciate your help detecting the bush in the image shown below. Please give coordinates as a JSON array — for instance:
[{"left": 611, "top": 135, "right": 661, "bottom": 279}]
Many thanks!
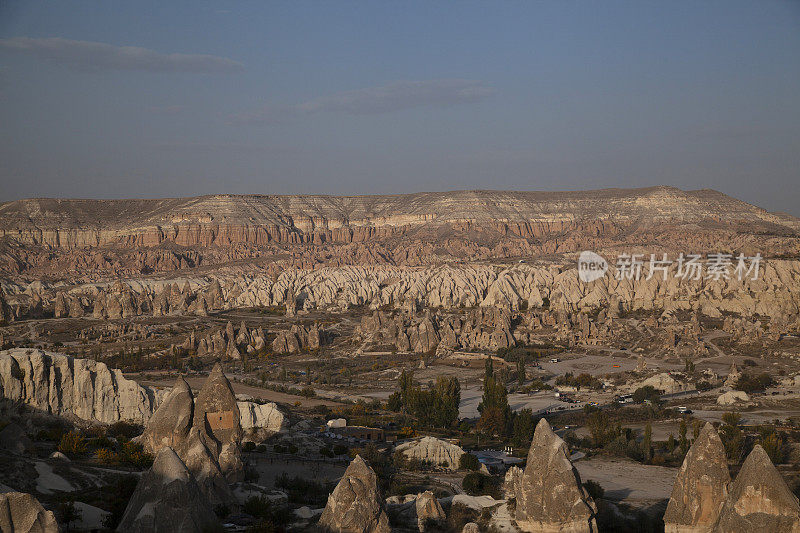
[
  {"left": 58, "top": 431, "right": 87, "bottom": 456},
  {"left": 243, "top": 441, "right": 256, "bottom": 452},
  {"left": 462, "top": 472, "right": 497, "bottom": 496},
  {"left": 459, "top": 452, "right": 481, "bottom": 471},
  {"left": 632, "top": 386, "right": 661, "bottom": 404},
  {"left": 736, "top": 373, "right": 773, "bottom": 393},
  {"left": 333, "top": 444, "right": 348, "bottom": 455}
]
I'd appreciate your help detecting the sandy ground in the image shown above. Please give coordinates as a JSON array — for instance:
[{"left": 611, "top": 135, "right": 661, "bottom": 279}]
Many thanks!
[
  {"left": 34, "top": 461, "right": 74, "bottom": 494},
  {"left": 140, "top": 376, "right": 344, "bottom": 408},
  {"left": 574, "top": 457, "right": 677, "bottom": 507},
  {"left": 74, "top": 502, "right": 110, "bottom": 530},
  {"left": 459, "top": 387, "right": 562, "bottom": 418},
  {"left": 248, "top": 453, "right": 347, "bottom": 488}
]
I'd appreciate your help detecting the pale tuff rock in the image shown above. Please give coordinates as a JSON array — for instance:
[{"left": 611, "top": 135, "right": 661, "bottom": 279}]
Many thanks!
[
  {"left": 509, "top": 419, "right": 597, "bottom": 532},
  {"left": 664, "top": 423, "right": 730, "bottom": 532},
  {"left": 414, "top": 491, "right": 446, "bottom": 531},
  {"left": 271, "top": 324, "right": 324, "bottom": 354},
  {"left": 717, "top": 390, "right": 751, "bottom": 406},
  {"left": 116, "top": 447, "right": 218, "bottom": 533},
  {"left": 724, "top": 363, "right": 742, "bottom": 388},
  {"left": 713, "top": 445, "right": 800, "bottom": 532},
  {"left": 0, "top": 349, "right": 158, "bottom": 424},
  {"left": 396, "top": 436, "right": 465, "bottom": 470},
  {"left": 13, "top": 258, "right": 800, "bottom": 325},
  {"left": 461, "top": 523, "right": 480, "bottom": 533},
  {"left": 237, "top": 401, "right": 287, "bottom": 433},
  {"left": 319, "top": 455, "right": 391, "bottom": 533},
  {"left": 636, "top": 373, "right": 686, "bottom": 394},
  {"left": 0, "top": 492, "right": 59, "bottom": 533},
  {"left": 138, "top": 368, "right": 242, "bottom": 506}
]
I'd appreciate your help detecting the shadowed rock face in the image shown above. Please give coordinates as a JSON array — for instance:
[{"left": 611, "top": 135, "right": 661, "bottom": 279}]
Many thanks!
[
  {"left": 318, "top": 455, "right": 391, "bottom": 533},
  {"left": 0, "top": 492, "right": 59, "bottom": 533},
  {"left": 193, "top": 363, "right": 242, "bottom": 447},
  {"left": 713, "top": 445, "right": 800, "bottom": 533},
  {"left": 192, "top": 363, "right": 242, "bottom": 482},
  {"left": 415, "top": 491, "right": 446, "bottom": 532},
  {"left": 116, "top": 447, "right": 218, "bottom": 533},
  {"left": 664, "top": 423, "right": 731, "bottom": 532},
  {"left": 510, "top": 418, "right": 597, "bottom": 532},
  {"left": 139, "top": 376, "right": 194, "bottom": 452},
  {"left": 138, "top": 366, "right": 240, "bottom": 505}
]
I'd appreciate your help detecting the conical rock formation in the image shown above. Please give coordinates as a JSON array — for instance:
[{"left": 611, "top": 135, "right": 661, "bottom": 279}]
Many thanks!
[
  {"left": 318, "top": 455, "right": 391, "bottom": 533},
  {"left": 664, "top": 423, "right": 731, "bottom": 532},
  {"left": 509, "top": 418, "right": 597, "bottom": 532},
  {"left": 117, "top": 447, "right": 218, "bottom": 533},
  {"left": 139, "top": 376, "right": 194, "bottom": 453},
  {"left": 713, "top": 444, "right": 800, "bottom": 532},
  {"left": 0, "top": 492, "right": 59, "bottom": 533}
]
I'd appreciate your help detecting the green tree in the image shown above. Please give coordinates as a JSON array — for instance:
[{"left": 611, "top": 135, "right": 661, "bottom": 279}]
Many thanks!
[
  {"left": 642, "top": 422, "right": 653, "bottom": 462},
  {"left": 758, "top": 430, "right": 786, "bottom": 464},
  {"left": 517, "top": 357, "right": 526, "bottom": 386},
  {"left": 477, "top": 373, "right": 510, "bottom": 435},
  {"left": 679, "top": 419, "right": 689, "bottom": 456},
  {"left": 632, "top": 386, "right": 661, "bottom": 404},
  {"left": 432, "top": 376, "right": 461, "bottom": 428},
  {"left": 512, "top": 409, "right": 537, "bottom": 447},
  {"left": 720, "top": 412, "right": 745, "bottom": 462},
  {"left": 398, "top": 368, "right": 415, "bottom": 412}
]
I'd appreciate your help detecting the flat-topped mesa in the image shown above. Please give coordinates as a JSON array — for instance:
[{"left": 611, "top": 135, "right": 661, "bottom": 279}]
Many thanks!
[
  {"left": 713, "top": 445, "right": 800, "bottom": 532},
  {"left": 0, "top": 188, "right": 795, "bottom": 250},
  {"left": 508, "top": 418, "right": 597, "bottom": 532},
  {"left": 318, "top": 455, "right": 391, "bottom": 533},
  {"left": 664, "top": 423, "right": 731, "bottom": 532}
]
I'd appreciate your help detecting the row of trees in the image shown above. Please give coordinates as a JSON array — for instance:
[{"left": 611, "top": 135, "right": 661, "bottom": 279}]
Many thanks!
[{"left": 387, "top": 369, "right": 461, "bottom": 429}]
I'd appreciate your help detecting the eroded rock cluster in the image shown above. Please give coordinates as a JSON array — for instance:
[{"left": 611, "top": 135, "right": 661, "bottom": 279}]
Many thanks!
[
  {"left": 664, "top": 423, "right": 800, "bottom": 532},
  {"left": 0, "top": 348, "right": 160, "bottom": 424},
  {"left": 139, "top": 365, "right": 243, "bottom": 506}
]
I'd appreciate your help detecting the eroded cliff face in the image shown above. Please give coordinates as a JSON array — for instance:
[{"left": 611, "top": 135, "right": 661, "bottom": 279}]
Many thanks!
[
  {"left": 0, "top": 348, "right": 160, "bottom": 424},
  {"left": 1, "top": 188, "right": 796, "bottom": 251}
]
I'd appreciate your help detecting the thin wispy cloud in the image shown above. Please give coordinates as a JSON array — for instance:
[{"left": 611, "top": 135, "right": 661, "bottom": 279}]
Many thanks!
[
  {"left": 230, "top": 79, "right": 494, "bottom": 124},
  {"left": 0, "top": 37, "right": 244, "bottom": 73}
]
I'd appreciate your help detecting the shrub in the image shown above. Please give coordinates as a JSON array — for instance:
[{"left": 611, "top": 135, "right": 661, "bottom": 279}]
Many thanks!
[
  {"left": 58, "top": 431, "right": 87, "bottom": 456},
  {"left": 736, "top": 373, "right": 773, "bottom": 393},
  {"left": 459, "top": 452, "right": 481, "bottom": 471},
  {"left": 96, "top": 447, "right": 119, "bottom": 464},
  {"left": 243, "top": 441, "right": 256, "bottom": 452},
  {"left": 462, "top": 472, "right": 497, "bottom": 496},
  {"left": 632, "top": 386, "right": 661, "bottom": 404},
  {"left": 333, "top": 444, "right": 348, "bottom": 455}
]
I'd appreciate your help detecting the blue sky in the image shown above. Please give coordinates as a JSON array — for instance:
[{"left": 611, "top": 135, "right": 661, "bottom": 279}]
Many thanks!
[{"left": 1, "top": 1, "right": 798, "bottom": 214}]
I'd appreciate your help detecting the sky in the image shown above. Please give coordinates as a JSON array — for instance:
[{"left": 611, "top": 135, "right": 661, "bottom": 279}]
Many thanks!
[{"left": 0, "top": 1, "right": 798, "bottom": 214}]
